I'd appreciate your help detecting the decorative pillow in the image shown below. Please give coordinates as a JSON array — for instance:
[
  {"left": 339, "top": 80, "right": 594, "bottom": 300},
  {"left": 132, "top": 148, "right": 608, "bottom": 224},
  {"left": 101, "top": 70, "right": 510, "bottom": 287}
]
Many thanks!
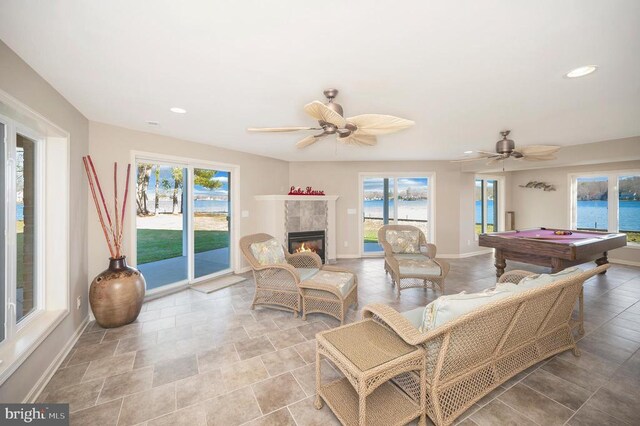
[
  {"left": 419, "top": 289, "right": 513, "bottom": 333},
  {"left": 250, "top": 238, "right": 286, "bottom": 265},
  {"left": 496, "top": 267, "right": 581, "bottom": 293},
  {"left": 386, "top": 229, "right": 420, "bottom": 253}
]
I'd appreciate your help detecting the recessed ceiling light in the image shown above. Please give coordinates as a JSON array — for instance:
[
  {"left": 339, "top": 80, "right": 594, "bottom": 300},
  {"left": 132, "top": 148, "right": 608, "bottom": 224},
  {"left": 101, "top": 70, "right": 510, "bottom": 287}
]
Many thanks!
[
  {"left": 565, "top": 65, "right": 598, "bottom": 78},
  {"left": 146, "top": 120, "right": 159, "bottom": 126},
  {"left": 170, "top": 107, "right": 187, "bottom": 114},
  {"left": 464, "top": 150, "right": 474, "bottom": 154}
]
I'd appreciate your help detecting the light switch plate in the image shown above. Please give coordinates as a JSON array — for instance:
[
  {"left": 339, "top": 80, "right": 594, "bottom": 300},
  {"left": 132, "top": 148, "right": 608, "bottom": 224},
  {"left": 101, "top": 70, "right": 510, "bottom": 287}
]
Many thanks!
[
  {"left": 347, "top": 208, "right": 357, "bottom": 215},
  {"left": 241, "top": 210, "right": 249, "bottom": 218}
]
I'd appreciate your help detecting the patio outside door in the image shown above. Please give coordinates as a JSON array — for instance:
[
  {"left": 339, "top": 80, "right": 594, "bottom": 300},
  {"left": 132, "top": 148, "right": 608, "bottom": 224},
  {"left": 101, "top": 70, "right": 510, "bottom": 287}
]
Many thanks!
[{"left": 135, "top": 159, "right": 232, "bottom": 291}]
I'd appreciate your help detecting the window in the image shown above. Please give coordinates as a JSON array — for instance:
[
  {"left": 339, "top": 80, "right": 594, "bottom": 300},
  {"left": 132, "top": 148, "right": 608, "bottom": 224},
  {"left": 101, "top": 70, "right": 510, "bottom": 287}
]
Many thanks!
[
  {"left": 1, "top": 119, "right": 43, "bottom": 343},
  {"left": 0, "top": 92, "right": 70, "bottom": 384},
  {"left": 475, "top": 178, "right": 500, "bottom": 234},
  {"left": 134, "top": 155, "right": 234, "bottom": 291},
  {"left": 570, "top": 171, "right": 639, "bottom": 244},
  {"left": 360, "top": 173, "right": 433, "bottom": 255}
]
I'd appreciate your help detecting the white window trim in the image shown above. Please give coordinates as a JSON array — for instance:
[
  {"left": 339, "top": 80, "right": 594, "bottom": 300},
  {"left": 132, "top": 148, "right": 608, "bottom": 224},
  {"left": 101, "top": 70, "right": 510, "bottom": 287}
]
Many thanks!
[
  {"left": 130, "top": 151, "right": 241, "bottom": 297},
  {"left": 568, "top": 169, "right": 640, "bottom": 248},
  {"left": 358, "top": 172, "right": 436, "bottom": 257},
  {"left": 0, "top": 90, "right": 70, "bottom": 386}
]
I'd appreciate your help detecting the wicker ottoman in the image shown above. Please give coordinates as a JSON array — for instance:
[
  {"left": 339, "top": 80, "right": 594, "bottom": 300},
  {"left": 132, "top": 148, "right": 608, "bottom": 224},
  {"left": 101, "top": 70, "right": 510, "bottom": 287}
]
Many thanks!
[
  {"left": 299, "top": 266, "right": 358, "bottom": 325},
  {"left": 315, "top": 319, "right": 426, "bottom": 426}
]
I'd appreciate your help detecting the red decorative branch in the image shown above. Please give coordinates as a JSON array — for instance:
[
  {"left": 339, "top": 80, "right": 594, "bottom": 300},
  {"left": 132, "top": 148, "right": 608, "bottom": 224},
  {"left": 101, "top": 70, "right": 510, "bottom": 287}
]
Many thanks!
[
  {"left": 83, "top": 156, "right": 132, "bottom": 260},
  {"left": 83, "top": 157, "right": 116, "bottom": 258}
]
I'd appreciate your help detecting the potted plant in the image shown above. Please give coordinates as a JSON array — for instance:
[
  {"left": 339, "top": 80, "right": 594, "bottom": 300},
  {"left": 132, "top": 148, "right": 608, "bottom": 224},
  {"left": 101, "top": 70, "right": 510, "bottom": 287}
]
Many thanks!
[{"left": 83, "top": 155, "right": 145, "bottom": 328}]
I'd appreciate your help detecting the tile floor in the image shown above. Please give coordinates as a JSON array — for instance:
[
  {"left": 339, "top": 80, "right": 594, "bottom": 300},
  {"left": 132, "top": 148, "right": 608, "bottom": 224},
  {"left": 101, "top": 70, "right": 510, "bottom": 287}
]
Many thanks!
[{"left": 39, "top": 254, "right": 640, "bottom": 425}]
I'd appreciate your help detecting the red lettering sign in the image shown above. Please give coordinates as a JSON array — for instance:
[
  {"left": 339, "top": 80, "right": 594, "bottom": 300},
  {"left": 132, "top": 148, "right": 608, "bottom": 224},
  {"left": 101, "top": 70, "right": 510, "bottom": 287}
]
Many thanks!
[{"left": 288, "top": 186, "right": 325, "bottom": 196}]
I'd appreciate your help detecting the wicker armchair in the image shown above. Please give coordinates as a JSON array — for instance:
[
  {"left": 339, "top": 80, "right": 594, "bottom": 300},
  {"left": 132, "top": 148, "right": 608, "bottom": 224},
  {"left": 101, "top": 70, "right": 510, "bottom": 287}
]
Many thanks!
[
  {"left": 362, "top": 264, "right": 608, "bottom": 426},
  {"left": 240, "top": 233, "right": 358, "bottom": 324},
  {"left": 378, "top": 225, "right": 450, "bottom": 297}
]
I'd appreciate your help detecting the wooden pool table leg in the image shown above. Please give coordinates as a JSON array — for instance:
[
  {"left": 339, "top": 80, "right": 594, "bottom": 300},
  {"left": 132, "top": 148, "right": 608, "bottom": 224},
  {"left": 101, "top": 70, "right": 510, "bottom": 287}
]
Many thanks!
[
  {"left": 551, "top": 258, "right": 564, "bottom": 273},
  {"left": 495, "top": 250, "right": 506, "bottom": 277},
  {"left": 595, "top": 252, "right": 608, "bottom": 273}
]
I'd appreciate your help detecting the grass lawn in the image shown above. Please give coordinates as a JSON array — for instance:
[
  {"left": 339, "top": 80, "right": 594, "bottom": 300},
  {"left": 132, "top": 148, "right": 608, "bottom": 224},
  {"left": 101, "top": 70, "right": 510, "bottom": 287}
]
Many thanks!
[{"left": 137, "top": 229, "right": 229, "bottom": 265}]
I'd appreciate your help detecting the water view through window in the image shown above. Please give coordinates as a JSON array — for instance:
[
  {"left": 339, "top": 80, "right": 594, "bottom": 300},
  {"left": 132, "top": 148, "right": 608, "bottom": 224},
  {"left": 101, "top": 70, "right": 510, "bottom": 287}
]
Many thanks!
[{"left": 362, "top": 176, "right": 429, "bottom": 253}]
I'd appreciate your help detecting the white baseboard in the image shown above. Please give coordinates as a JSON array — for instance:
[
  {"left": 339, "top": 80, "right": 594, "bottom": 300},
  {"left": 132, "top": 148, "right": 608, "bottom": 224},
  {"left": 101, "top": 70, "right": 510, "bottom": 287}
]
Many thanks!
[
  {"left": 25, "top": 316, "right": 89, "bottom": 403},
  {"left": 439, "top": 249, "right": 493, "bottom": 259},
  {"left": 609, "top": 258, "right": 640, "bottom": 267},
  {"left": 234, "top": 266, "right": 251, "bottom": 274}
]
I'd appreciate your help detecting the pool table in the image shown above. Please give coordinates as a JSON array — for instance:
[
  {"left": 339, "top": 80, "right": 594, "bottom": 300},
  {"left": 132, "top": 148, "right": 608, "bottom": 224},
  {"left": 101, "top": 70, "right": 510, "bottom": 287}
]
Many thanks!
[{"left": 479, "top": 227, "right": 627, "bottom": 277}]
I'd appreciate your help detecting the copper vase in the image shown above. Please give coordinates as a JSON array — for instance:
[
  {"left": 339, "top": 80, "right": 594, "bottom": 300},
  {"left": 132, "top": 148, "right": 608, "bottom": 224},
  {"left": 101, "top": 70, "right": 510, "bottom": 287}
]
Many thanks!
[{"left": 90, "top": 256, "right": 146, "bottom": 328}]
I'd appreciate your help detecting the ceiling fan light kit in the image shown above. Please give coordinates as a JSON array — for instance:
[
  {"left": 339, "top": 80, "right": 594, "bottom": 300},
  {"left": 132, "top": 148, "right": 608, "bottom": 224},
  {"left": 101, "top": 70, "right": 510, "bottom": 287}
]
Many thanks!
[{"left": 248, "top": 89, "right": 414, "bottom": 149}]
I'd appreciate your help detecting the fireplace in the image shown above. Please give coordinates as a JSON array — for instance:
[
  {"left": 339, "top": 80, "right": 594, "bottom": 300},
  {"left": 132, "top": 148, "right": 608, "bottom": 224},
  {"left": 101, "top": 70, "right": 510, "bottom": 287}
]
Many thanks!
[{"left": 288, "top": 230, "right": 326, "bottom": 264}]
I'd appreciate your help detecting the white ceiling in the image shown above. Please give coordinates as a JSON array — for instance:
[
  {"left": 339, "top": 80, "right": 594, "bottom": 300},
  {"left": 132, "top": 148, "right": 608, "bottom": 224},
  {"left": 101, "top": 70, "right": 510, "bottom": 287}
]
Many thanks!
[{"left": 1, "top": 1, "right": 639, "bottom": 162}]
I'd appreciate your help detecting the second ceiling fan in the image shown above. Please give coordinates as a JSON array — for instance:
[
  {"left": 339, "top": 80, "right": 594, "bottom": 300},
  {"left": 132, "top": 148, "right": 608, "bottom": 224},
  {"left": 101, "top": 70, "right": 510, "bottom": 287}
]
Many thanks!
[
  {"left": 452, "top": 130, "right": 560, "bottom": 164},
  {"left": 248, "top": 89, "right": 415, "bottom": 148}
]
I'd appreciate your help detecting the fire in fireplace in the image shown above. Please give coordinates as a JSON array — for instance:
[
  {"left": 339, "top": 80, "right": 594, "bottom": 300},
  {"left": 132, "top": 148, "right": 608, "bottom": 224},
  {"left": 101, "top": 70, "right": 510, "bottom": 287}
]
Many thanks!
[{"left": 288, "top": 230, "right": 326, "bottom": 264}]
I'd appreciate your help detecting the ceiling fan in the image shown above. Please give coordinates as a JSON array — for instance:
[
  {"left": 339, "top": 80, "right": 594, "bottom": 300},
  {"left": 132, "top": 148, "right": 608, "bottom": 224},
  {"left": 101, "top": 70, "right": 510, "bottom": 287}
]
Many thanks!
[
  {"left": 452, "top": 130, "right": 560, "bottom": 164},
  {"left": 247, "top": 89, "right": 415, "bottom": 148}
]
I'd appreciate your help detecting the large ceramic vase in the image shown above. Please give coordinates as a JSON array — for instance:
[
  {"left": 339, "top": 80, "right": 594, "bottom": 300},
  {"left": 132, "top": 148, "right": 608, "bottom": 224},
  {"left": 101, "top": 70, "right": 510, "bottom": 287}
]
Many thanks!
[{"left": 90, "top": 256, "right": 146, "bottom": 328}]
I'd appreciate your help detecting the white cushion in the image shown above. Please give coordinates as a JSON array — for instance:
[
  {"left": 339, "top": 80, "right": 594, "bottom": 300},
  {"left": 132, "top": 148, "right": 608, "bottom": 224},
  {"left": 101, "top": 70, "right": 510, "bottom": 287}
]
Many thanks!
[
  {"left": 297, "top": 268, "right": 319, "bottom": 282},
  {"left": 395, "top": 254, "right": 442, "bottom": 276},
  {"left": 496, "top": 267, "right": 581, "bottom": 293},
  {"left": 302, "top": 270, "right": 355, "bottom": 297},
  {"left": 401, "top": 307, "right": 425, "bottom": 330},
  {"left": 420, "top": 289, "right": 513, "bottom": 333},
  {"left": 250, "top": 238, "right": 286, "bottom": 265}
]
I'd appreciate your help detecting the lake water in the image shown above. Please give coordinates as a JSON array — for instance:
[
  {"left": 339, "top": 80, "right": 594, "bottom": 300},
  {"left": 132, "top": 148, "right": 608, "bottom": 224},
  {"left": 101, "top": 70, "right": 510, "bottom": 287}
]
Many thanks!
[{"left": 363, "top": 199, "right": 640, "bottom": 231}]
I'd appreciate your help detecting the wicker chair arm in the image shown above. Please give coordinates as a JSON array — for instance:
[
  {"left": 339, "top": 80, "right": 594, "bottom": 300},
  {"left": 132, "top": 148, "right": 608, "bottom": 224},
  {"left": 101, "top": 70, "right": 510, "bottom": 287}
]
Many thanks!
[
  {"left": 423, "top": 243, "right": 437, "bottom": 258},
  {"left": 497, "top": 270, "right": 536, "bottom": 284},
  {"left": 253, "top": 263, "right": 301, "bottom": 283},
  {"left": 286, "top": 251, "right": 322, "bottom": 269},
  {"left": 434, "top": 258, "right": 450, "bottom": 276},
  {"left": 362, "top": 303, "right": 426, "bottom": 346}
]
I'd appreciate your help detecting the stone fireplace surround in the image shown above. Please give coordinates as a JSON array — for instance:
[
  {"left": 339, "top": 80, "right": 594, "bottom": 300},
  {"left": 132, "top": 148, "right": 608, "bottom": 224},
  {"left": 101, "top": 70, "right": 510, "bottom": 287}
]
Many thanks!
[{"left": 254, "top": 195, "right": 339, "bottom": 263}]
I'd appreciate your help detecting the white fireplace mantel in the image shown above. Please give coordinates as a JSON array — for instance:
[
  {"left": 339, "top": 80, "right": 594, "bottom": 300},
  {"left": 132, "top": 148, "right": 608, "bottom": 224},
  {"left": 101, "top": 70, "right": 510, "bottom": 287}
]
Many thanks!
[{"left": 254, "top": 195, "right": 339, "bottom": 262}]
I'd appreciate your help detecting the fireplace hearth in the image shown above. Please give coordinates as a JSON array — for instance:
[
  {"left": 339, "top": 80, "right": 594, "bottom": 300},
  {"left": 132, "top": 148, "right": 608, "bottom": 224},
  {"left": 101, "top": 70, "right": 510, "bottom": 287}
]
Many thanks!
[{"left": 288, "top": 230, "right": 326, "bottom": 264}]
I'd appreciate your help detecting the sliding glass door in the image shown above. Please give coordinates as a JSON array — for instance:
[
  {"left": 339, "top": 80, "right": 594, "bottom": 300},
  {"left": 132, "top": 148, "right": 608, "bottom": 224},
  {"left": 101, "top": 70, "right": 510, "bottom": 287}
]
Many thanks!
[
  {"left": 193, "top": 169, "right": 230, "bottom": 279},
  {"left": 362, "top": 175, "right": 432, "bottom": 254},
  {"left": 135, "top": 159, "right": 232, "bottom": 290}
]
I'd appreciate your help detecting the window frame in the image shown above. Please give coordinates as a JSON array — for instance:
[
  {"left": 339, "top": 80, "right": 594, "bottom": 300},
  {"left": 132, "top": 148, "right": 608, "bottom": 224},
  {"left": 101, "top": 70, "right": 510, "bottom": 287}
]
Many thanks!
[
  {"left": 475, "top": 175, "right": 505, "bottom": 235},
  {"left": 358, "top": 172, "right": 436, "bottom": 257},
  {"left": 2, "top": 116, "right": 47, "bottom": 343},
  {"left": 569, "top": 169, "right": 640, "bottom": 246}
]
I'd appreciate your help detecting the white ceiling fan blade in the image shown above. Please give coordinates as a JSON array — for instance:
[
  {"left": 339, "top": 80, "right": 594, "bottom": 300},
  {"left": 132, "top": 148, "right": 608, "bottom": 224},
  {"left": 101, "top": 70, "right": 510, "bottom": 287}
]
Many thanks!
[
  {"left": 340, "top": 134, "right": 377, "bottom": 146},
  {"left": 486, "top": 156, "right": 506, "bottom": 165},
  {"left": 296, "top": 135, "right": 322, "bottom": 149},
  {"left": 520, "top": 145, "right": 560, "bottom": 156},
  {"left": 247, "top": 126, "right": 321, "bottom": 132},
  {"left": 522, "top": 155, "right": 557, "bottom": 161},
  {"left": 450, "top": 156, "right": 489, "bottom": 163},
  {"left": 346, "top": 114, "right": 414, "bottom": 135},
  {"left": 303, "top": 101, "right": 347, "bottom": 128}
]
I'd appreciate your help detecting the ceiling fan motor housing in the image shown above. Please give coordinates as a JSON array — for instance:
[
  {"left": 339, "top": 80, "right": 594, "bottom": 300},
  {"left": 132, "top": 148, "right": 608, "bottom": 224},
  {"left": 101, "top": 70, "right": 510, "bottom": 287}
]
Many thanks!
[{"left": 496, "top": 136, "right": 515, "bottom": 154}]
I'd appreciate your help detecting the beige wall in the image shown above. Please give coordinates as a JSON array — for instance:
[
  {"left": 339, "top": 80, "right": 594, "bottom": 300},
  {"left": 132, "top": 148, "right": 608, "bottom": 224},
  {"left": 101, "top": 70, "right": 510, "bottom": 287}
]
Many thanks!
[
  {"left": 288, "top": 161, "right": 479, "bottom": 257},
  {"left": 88, "top": 122, "right": 290, "bottom": 278},
  {"left": 508, "top": 160, "right": 640, "bottom": 264},
  {"left": 0, "top": 40, "right": 89, "bottom": 402}
]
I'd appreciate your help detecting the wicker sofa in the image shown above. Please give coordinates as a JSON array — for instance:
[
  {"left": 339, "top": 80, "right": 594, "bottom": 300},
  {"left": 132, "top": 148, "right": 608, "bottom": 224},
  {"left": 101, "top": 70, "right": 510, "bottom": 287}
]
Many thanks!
[
  {"left": 378, "top": 225, "right": 450, "bottom": 297},
  {"left": 361, "top": 264, "right": 608, "bottom": 426},
  {"left": 240, "top": 233, "right": 358, "bottom": 324}
]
